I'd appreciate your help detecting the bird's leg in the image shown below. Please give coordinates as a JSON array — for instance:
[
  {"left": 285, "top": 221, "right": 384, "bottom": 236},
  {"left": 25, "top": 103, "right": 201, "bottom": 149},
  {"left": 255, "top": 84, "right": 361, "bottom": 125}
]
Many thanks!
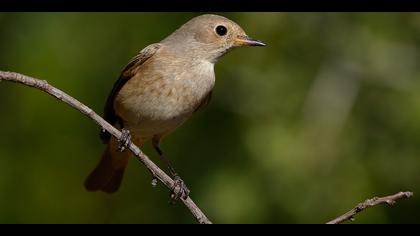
[
  {"left": 118, "top": 128, "right": 132, "bottom": 152},
  {"left": 117, "top": 129, "right": 159, "bottom": 185},
  {"left": 152, "top": 137, "right": 190, "bottom": 202}
]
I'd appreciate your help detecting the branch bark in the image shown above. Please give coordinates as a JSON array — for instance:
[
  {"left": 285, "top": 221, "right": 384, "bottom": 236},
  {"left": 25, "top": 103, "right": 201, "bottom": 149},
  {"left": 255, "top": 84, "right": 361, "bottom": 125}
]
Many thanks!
[
  {"left": 0, "top": 71, "right": 212, "bottom": 224},
  {"left": 326, "top": 191, "right": 413, "bottom": 224}
]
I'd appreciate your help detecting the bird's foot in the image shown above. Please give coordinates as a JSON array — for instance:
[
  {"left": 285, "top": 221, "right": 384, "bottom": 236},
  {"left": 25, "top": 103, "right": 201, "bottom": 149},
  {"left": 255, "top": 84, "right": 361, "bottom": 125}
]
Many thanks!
[
  {"left": 118, "top": 129, "right": 131, "bottom": 152},
  {"left": 170, "top": 175, "right": 190, "bottom": 203}
]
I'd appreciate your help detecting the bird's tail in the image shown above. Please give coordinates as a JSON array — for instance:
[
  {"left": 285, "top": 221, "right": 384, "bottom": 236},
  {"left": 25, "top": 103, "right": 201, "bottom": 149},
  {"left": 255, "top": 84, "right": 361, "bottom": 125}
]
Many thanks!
[{"left": 84, "top": 138, "right": 131, "bottom": 193}]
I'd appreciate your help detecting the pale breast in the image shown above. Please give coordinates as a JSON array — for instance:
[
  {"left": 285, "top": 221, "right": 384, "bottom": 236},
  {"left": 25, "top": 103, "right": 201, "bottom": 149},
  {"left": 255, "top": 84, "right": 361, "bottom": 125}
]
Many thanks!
[{"left": 115, "top": 57, "right": 215, "bottom": 138}]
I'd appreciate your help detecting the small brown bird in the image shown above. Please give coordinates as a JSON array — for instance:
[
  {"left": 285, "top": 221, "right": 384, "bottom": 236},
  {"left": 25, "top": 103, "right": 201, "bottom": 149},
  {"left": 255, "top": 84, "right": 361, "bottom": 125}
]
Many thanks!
[{"left": 84, "top": 14, "right": 265, "bottom": 197}]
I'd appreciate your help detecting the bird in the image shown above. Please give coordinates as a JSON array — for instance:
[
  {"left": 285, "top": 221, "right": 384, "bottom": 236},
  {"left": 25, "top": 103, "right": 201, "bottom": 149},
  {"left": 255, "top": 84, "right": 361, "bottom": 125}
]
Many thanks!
[{"left": 84, "top": 14, "right": 265, "bottom": 198}]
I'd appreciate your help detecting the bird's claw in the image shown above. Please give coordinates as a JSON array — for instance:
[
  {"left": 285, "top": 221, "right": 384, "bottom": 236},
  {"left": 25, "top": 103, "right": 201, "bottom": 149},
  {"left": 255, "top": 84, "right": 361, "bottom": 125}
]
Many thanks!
[
  {"left": 170, "top": 175, "right": 190, "bottom": 203},
  {"left": 118, "top": 129, "right": 131, "bottom": 152}
]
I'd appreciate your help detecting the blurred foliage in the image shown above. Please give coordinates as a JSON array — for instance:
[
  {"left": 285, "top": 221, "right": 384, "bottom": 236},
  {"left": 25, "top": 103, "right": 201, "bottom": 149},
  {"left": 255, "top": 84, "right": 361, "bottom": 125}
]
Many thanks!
[{"left": 1, "top": 12, "right": 420, "bottom": 224}]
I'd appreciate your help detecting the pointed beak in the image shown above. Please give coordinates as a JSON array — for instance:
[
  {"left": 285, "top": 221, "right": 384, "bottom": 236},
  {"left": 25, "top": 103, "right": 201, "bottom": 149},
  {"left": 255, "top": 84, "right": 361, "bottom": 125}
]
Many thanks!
[{"left": 235, "top": 35, "right": 266, "bottom": 47}]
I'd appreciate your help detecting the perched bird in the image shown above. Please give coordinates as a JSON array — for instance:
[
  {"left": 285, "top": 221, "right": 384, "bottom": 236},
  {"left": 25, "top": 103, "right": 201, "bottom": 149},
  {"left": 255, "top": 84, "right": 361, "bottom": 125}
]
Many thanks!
[{"left": 84, "top": 14, "right": 265, "bottom": 197}]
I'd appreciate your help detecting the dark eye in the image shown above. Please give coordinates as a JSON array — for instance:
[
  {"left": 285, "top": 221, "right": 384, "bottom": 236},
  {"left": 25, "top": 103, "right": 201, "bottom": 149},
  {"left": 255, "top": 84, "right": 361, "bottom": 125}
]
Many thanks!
[{"left": 215, "top": 25, "right": 227, "bottom": 36}]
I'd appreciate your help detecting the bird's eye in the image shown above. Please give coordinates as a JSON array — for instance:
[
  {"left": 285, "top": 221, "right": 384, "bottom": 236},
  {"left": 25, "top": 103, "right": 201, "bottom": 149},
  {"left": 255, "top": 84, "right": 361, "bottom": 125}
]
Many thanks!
[{"left": 215, "top": 25, "right": 227, "bottom": 36}]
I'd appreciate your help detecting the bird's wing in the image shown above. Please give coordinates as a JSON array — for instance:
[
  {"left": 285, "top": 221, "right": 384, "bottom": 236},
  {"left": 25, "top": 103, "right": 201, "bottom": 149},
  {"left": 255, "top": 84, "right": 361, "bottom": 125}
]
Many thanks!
[
  {"left": 194, "top": 90, "right": 213, "bottom": 113},
  {"left": 100, "top": 43, "right": 162, "bottom": 143}
]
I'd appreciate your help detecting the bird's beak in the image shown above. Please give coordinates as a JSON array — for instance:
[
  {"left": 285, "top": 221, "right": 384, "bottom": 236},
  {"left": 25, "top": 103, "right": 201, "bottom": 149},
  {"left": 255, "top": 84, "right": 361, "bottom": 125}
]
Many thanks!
[{"left": 235, "top": 35, "right": 266, "bottom": 47}]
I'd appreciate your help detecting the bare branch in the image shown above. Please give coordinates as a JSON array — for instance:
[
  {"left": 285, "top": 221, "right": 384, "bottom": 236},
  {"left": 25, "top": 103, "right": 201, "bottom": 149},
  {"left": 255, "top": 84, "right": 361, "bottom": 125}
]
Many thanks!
[
  {"left": 0, "top": 71, "right": 212, "bottom": 224},
  {"left": 327, "top": 191, "right": 413, "bottom": 224}
]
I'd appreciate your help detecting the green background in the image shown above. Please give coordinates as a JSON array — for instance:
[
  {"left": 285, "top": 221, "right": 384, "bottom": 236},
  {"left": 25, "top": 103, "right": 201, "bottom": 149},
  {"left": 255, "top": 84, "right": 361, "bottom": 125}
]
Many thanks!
[{"left": 0, "top": 12, "right": 419, "bottom": 223}]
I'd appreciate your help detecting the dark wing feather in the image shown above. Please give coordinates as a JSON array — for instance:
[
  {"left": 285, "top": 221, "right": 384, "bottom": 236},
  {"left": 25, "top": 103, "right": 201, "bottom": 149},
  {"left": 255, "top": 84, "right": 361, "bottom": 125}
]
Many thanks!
[{"left": 100, "top": 43, "right": 161, "bottom": 143}]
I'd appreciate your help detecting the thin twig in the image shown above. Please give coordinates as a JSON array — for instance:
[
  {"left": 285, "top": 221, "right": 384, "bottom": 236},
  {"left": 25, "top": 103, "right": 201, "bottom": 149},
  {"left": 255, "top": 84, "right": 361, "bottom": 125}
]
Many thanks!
[
  {"left": 0, "top": 71, "right": 212, "bottom": 224},
  {"left": 326, "top": 191, "right": 413, "bottom": 224}
]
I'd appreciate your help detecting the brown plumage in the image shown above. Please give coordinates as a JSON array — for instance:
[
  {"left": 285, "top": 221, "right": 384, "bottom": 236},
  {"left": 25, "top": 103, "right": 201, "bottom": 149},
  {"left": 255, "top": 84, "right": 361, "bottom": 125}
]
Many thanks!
[{"left": 85, "top": 14, "right": 265, "bottom": 193}]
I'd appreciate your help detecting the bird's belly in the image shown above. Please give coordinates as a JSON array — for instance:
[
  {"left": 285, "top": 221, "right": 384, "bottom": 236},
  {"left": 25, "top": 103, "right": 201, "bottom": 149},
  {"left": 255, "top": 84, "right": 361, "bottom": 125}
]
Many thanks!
[
  {"left": 115, "top": 60, "right": 215, "bottom": 139},
  {"left": 118, "top": 83, "right": 213, "bottom": 138},
  {"left": 123, "top": 93, "right": 199, "bottom": 138},
  {"left": 127, "top": 113, "right": 190, "bottom": 139}
]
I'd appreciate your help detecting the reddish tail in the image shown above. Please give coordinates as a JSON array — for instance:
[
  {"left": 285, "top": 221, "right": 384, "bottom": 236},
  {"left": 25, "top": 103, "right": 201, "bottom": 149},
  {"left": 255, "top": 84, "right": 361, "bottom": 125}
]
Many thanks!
[{"left": 85, "top": 140, "right": 131, "bottom": 193}]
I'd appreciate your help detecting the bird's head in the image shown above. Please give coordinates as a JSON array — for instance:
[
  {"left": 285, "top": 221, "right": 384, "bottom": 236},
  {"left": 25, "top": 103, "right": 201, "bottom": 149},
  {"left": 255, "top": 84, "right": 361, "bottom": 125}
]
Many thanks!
[{"left": 163, "top": 14, "right": 266, "bottom": 63}]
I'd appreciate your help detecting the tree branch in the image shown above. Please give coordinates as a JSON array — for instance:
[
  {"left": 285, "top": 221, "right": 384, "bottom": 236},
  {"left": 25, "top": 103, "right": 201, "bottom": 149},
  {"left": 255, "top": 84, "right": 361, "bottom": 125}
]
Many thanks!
[
  {"left": 326, "top": 191, "right": 413, "bottom": 224},
  {"left": 0, "top": 71, "right": 212, "bottom": 224}
]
